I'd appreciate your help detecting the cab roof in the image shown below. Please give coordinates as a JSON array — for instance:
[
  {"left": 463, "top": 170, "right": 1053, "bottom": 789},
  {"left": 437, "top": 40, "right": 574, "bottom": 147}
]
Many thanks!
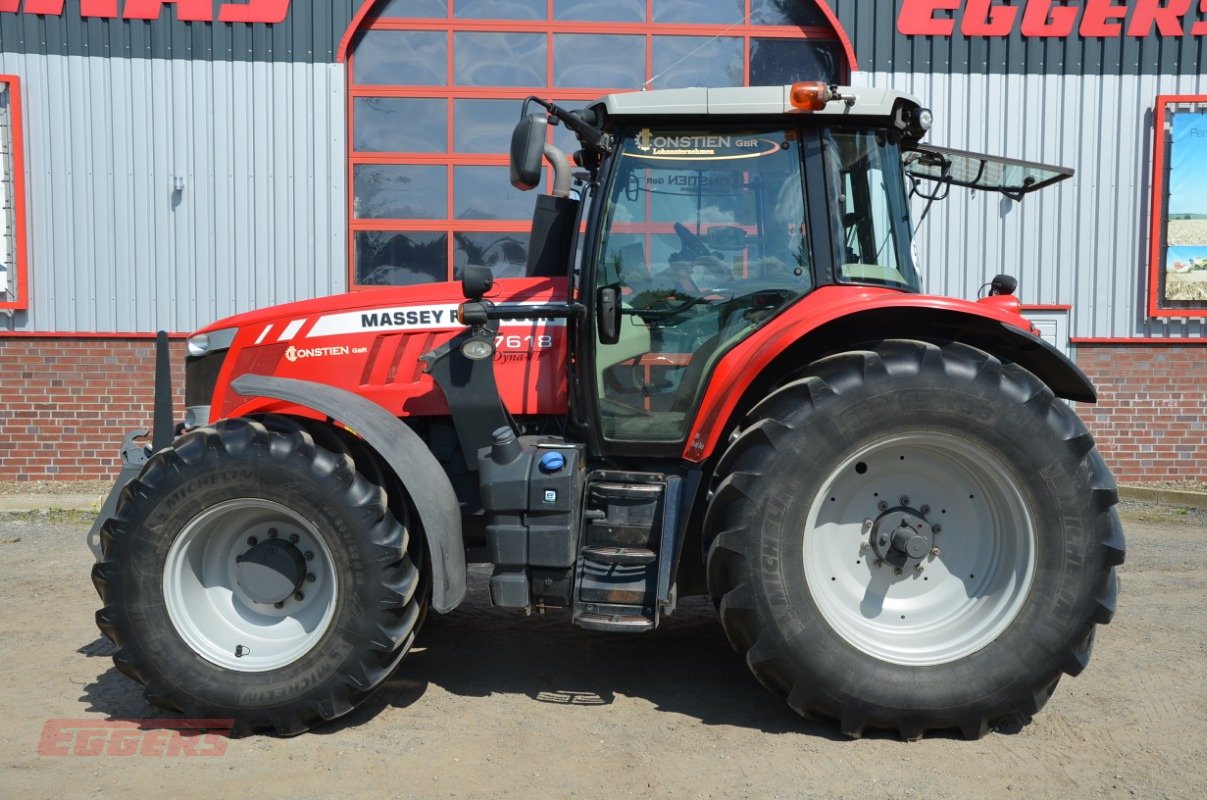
[{"left": 591, "top": 85, "right": 924, "bottom": 121}]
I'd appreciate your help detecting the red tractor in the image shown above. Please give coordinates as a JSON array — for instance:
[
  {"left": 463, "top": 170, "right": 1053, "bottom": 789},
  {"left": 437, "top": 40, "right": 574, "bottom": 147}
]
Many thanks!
[{"left": 89, "top": 82, "right": 1123, "bottom": 740}]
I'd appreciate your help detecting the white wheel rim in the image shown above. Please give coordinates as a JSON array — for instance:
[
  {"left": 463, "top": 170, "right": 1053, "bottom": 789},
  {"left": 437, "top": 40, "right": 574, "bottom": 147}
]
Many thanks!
[
  {"left": 803, "top": 433, "right": 1036, "bottom": 666},
  {"left": 163, "top": 499, "right": 338, "bottom": 673}
]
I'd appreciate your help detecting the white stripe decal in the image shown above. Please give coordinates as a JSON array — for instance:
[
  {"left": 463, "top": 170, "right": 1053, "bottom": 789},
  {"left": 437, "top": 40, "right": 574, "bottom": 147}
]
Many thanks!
[
  {"left": 277, "top": 319, "right": 305, "bottom": 342},
  {"left": 254, "top": 325, "right": 272, "bottom": 345}
]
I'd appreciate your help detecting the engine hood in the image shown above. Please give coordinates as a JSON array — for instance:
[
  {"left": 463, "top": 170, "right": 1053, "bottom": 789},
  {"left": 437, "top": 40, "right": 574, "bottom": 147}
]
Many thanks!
[{"left": 192, "top": 277, "right": 569, "bottom": 337}]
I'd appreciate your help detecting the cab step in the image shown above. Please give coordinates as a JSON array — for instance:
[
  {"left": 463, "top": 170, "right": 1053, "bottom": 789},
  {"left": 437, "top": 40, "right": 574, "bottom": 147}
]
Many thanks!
[{"left": 572, "top": 471, "right": 682, "bottom": 633}]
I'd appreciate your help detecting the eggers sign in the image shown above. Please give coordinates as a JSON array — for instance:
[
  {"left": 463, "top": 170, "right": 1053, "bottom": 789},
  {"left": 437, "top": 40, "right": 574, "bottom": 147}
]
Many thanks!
[
  {"left": 898, "top": 0, "right": 1207, "bottom": 38},
  {"left": 0, "top": 0, "right": 290, "bottom": 23}
]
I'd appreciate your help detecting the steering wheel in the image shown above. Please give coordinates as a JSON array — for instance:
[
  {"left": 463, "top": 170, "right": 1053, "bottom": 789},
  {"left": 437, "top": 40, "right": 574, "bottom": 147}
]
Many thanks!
[{"left": 673, "top": 222, "right": 714, "bottom": 262}]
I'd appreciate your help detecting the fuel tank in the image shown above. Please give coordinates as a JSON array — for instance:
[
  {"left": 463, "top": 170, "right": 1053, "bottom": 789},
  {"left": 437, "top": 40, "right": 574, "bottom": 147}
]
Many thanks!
[{"left": 191, "top": 277, "right": 570, "bottom": 424}]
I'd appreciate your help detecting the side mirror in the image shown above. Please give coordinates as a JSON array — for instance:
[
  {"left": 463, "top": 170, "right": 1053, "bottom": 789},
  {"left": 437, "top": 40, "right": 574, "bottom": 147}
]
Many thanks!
[
  {"left": 510, "top": 114, "right": 548, "bottom": 191},
  {"left": 597, "top": 286, "right": 620, "bottom": 345},
  {"left": 462, "top": 264, "right": 494, "bottom": 301}
]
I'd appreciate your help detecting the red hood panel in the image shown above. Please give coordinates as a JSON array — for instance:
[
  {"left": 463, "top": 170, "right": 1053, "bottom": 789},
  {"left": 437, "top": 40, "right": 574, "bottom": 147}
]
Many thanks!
[{"left": 207, "top": 277, "right": 571, "bottom": 422}]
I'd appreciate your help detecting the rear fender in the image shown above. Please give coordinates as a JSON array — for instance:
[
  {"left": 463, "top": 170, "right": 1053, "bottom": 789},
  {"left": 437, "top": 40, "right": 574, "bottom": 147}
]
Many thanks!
[
  {"left": 230, "top": 375, "right": 466, "bottom": 614},
  {"left": 684, "top": 287, "right": 1095, "bottom": 462}
]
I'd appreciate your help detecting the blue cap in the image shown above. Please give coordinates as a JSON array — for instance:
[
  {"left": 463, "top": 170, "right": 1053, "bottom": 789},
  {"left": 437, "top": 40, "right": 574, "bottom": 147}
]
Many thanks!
[{"left": 539, "top": 451, "right": 566, "bottom": 473}]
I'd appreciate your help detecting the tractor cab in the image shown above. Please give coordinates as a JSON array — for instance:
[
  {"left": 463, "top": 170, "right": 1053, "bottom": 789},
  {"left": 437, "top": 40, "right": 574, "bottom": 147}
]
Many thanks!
[
  {"left": 507, "top": 84, "right": 930, "bottom": 453},
  {"left": 506, "top": 82, "right": 1074, "bottom": 457}
]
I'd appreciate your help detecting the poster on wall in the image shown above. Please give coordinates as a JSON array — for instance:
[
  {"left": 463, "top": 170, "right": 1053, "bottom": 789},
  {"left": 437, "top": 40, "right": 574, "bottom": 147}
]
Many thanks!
[
  {"left": 1151, "top": 98, "right": 1207, "bottom": 317},
  {"left": 0, "top": 81, "right": 10, "bottom": 297}
]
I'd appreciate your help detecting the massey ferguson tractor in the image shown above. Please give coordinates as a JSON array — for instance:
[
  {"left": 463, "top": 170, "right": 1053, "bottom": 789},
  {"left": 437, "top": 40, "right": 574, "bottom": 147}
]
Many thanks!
[{"left": 89, "top": 82, "right": 1124, "bottom": 740}]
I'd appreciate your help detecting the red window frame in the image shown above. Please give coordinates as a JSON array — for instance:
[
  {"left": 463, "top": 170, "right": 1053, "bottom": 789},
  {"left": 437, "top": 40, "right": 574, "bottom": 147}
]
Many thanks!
[
  {"left": 0, "top": 74, "right": 29, "bottom": 312},
  {"left": 342, "top": 1, "right": 849, "bottom": 291},
  {"left": 1148, "top": 94, "right": 1207, "bottom": 319}
]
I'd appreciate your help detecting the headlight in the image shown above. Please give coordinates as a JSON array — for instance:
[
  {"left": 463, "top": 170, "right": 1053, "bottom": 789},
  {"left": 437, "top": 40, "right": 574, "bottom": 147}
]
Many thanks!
[
  {"left": 187, "top": 333, "right": 210, "bottom": 357},
  {"left": 187, "top": 327, "right": 238, "bottom": 357}
]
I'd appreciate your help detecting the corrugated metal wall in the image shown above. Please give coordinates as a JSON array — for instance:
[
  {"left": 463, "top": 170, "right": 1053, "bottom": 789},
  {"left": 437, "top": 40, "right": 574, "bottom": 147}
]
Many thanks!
[
  {"left": 862, "top": 70, "right": 1206, "bottom": 340},
  {"left": 0, "top": 52, "right": 347, "bottom": 334}
]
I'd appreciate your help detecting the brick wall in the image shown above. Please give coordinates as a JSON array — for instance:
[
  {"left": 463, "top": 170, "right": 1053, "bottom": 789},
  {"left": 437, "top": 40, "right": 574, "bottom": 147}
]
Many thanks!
[
  {"left": 0, "top": 338, "right": 186, "bottom": 480},
  {"left": 0, "top": 337, "right": 1202, "bottom": 483},
  {"left": 1074, "top": 345, "right": 1207, "bottom": 484}
]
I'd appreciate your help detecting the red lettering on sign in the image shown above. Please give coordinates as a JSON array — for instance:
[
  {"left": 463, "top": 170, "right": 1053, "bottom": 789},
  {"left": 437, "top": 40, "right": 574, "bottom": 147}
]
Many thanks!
[
  {"left": 219, "top": 0, "right": 289, "bottom": 24},
  {"left": 82, "top": 0, "right": 119, "bottom": 17},
  {"left": 19, "top": 0, "right": 63, "bottom": 13},
  {"left": 961, "top": 0, "right": 1018, "bottom": 35},
  {"left": 0, "top": 0, "right": 290, "bottom": 23},
  {"left": 1020, "top": 0, "right": 1080, "bottom": 36},
  {"left": 898, "top": 0, "right": 963, "bottom": 35},
  {"left": 123, "top": 0, "right": 211, "bottom": 21},
  {"left": 1129, "top": 0, "right": 1191, "bottom": 36},
  {"left": 1080, "top": 0, "right": 1129, "bottom": 35}
]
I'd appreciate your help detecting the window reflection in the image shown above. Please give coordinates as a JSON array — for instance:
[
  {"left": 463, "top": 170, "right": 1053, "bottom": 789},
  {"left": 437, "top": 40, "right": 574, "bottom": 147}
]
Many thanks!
[
  {"left": 454, "top": 233, "right": 530, "bottom": 279},
  {"left": 750, "top": 0, "right": 829, "bottom": 27},
  {"left": 376, "top": 0, "right": 447, "bottom": 17},
  {"left": 455, "top": 0, "right": 544, "bottom": 19},
  {"left": 455, "top": 167, "right": 538, "bottom": 220},
  {"left": 354, "top": 98, "right": 446, "bottom": 153},
  {"left": 652, "top": 0, "right": 742, "bottom": 25},
  {"left": 353, "top": 30, "right": 447, "bottom": 86},
  {"left": 356, "top": 232, "right": 448, "bottom": 285},
  {"left": 750, "top": 39, "right": 841, "bottom": 85},
  {"left": 354, "top": 165, "right": 447, "bottom": 219},
  {"left": 554, "top": 34, "right": 646, "bottom": 89},
  {"left": 554, "top": 0, "right": 644, "bottom": 22},
  {"left": 454, "top": 33, "right": 546, "bottom": 87},
  {"left": 651, "top": 36, "right": 743, "bottom": 89},
  {"left": 454, "top": 100, "right": 517, "bottom": 154}
]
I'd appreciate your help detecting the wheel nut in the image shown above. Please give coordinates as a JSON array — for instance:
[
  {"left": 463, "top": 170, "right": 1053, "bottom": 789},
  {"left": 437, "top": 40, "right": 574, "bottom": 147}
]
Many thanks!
[
  {"left": 293, "top": 591, "right": 305, "bottom": 602},
  {"left": 247, "top": 536, "right": 257, "bottom": 546},
  {"left": 878, "top": 501, "right": 888, "bottom": 512},
  {"left": 306, "top": 573, "right": 316, "bottom": 583},
  {"left": 268, "top": 528, "right": 278, "bottom": 538},
  {"left": 305, "top": 551, "right": 315, "bottom": 561},
  {"left": 915, "top": 564, "right": 925, "bottom": 573},
  {"left": 930, "top": 547, "right": 941, "bottom": 557},
  {"left": 273, "top": 601, "right": 285, "bottom": 609},
  {"left": 859, "top": 541, "right": 871, "bottom": 552},
  {"left": 289, "top": 533, "right": 299, "bottom": 543},
  {"left": 932, "top": 524, "right": 942, "bottom": 534},
  {"left": 900, "top": 496, "right": 910, "bottom": 506},
  {"left": 920, "top": 505, "right": 930, "bottom": 515},
  {"left": 874, "top": 560, "right": 883, "bottom": 569},
  {"left": 893, "top": 567, "right": 904, "bottom": 577}
]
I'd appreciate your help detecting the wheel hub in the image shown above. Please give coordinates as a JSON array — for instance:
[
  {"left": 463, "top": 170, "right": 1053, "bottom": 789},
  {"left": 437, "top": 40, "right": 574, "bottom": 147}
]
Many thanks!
[
  {"left": 870, "top": 506, "right": 935, "bottom": 569},
  {"left": 236, "top": 539, "right": 306, "bottom": 605}
]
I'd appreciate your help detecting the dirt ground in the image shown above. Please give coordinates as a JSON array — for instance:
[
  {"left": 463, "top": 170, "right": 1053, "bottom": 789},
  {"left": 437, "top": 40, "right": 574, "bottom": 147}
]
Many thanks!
[{"left": 0, "top": 503, "right": 1203, "bottom": 800}]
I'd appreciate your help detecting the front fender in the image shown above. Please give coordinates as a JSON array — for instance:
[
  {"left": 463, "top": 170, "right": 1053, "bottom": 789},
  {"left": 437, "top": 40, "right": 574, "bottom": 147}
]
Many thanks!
[
  {"left": 684, "top": 287, "right": 1095, "bottom": 462},
  {"left": 230, "top": 375, "right": 466, "bottom": 614}
]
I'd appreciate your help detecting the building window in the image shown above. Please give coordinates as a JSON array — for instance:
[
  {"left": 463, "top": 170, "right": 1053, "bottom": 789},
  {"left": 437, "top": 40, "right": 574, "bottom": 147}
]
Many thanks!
[
  {"left": 0, "top": 75, "right": 28, "bottom": 311},
  {"left": 347, "top": 1, "right": 844, "bottom": 287}
]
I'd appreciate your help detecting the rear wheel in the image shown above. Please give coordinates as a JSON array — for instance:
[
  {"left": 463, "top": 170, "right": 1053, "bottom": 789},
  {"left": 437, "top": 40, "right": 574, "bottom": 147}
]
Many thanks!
[
  {"left": 705, "top": 340, "right": 1124, "bottom": 739},
  {"left": 92, "top": 417, "right": 426, "bottom": 735}
]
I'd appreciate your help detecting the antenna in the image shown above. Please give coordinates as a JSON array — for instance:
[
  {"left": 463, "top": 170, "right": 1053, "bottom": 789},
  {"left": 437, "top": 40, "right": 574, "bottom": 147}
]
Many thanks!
[{"left": 642, "top": 13, "right": 749, "bottom": 91}]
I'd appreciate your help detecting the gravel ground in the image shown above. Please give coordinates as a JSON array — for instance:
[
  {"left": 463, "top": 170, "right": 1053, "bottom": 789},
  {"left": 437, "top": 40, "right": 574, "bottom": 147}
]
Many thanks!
[{"left": 0, "top": 502, "right": 1202, "bottom": 800}]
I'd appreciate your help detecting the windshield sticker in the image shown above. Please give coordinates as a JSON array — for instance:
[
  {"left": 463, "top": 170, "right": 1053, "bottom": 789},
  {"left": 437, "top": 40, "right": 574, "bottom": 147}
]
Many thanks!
[{"left": 630, "top": 130, "right": 785, "bottom": 162}]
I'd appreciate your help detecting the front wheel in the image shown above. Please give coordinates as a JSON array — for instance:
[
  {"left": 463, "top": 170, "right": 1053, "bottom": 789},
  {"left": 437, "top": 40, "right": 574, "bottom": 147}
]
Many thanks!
[
  {"left": 705, "top": 340, "right": 1125, "bottom": 739},
  {"left": 92, "top": 417, "right": 426, "bottom": 735}
]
